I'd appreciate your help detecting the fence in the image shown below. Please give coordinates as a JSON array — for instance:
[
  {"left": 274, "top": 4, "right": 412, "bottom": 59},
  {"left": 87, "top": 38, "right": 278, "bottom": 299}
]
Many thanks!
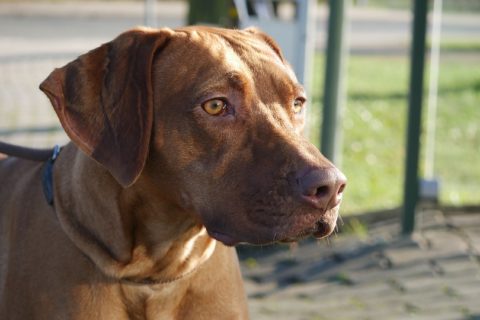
[
  {"left": 0, "top": 56, "right": 69, "bottom": 146},
  {"left": 1, "top": 1, "right": 479, "bottom": 215},
  {"left": 0, "top": 1, "right": 187, "bottom": 147}
]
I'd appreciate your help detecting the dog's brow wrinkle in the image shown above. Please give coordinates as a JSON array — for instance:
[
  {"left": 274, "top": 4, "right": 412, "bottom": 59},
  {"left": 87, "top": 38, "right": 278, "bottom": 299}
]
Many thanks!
[
  {"left": 294, "top": 84, "right": 306, "bottom": 96},
  {"left": 226, "top": 72, "right": 247, "bottom": 92}
]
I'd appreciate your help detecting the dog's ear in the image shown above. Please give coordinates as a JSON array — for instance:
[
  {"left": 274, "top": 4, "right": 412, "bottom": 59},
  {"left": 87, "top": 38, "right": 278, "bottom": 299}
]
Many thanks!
[{"left": 40, "top": 28, "right": 173, "bottom": 187}]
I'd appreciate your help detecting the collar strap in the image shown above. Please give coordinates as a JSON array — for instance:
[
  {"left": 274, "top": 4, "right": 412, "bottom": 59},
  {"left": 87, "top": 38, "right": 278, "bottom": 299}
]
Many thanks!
[{"left": 42, "top": 145, "right": 61, "bottom": 206}]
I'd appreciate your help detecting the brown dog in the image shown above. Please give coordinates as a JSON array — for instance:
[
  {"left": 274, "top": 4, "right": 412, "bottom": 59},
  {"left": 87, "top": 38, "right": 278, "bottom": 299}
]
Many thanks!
[{"left": 0, "top": 26, "right": 346, "bottom": 319}]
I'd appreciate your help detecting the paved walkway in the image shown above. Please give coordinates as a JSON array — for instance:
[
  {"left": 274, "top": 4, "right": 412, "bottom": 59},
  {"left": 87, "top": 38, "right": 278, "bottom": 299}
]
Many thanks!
[{"left": 239, "top": 208, "right": 480, "bottom": 320}]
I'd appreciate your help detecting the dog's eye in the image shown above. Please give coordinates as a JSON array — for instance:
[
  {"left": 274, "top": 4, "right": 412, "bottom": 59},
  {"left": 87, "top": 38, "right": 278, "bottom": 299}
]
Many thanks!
[
  {"left": 293, "top": 98, "right": 305, "bottom": 114},
  {"left": 202, "top": 98, "right": 227, "bottom": 116}
]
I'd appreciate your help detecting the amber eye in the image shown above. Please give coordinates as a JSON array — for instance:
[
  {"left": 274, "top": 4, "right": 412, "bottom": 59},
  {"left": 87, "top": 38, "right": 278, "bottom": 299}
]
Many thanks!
[
  {"left": 293, "top": 98, "right": 305, "bottom": 114},
  {"left": 201, "top": 98, "right": 227, "bottom": 116}
]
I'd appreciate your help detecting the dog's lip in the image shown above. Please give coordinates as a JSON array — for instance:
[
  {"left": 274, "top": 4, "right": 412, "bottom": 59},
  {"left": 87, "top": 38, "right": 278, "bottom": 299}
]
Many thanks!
[
  {"left": 207, "top": 230, "right": 240, "bottom": 246},
  {"left": 285, "top": 205, "right": 340, "bottom": 242},
  {"left": 206, "top": 203, "right": 341, "bottom": 246},
  {"left": 313, "top": 208, "right": 339, "bottom": 239},
  {"left": 312, "top": 220, "right": 333, "bottom": 239},
  {"left": 278, "top": 224, "right": 332, "bottom": 243}
]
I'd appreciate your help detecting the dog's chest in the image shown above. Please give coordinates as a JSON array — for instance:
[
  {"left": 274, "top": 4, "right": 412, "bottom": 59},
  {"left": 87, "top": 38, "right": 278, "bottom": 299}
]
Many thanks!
[{"left": 119, "top": 282, "right": 189, "bottom": 319}]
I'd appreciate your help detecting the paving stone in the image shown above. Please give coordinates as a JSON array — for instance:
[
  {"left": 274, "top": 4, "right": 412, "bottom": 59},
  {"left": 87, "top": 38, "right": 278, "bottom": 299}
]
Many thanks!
[
  {"left": 445, "top": 214, "right": 480, "bottom": 229},
  {"left": 241, "top": 211, "right": 480, "bottom": 319},
  {"left": 462, "top": 227, "right": 480, "bottom": 254}
]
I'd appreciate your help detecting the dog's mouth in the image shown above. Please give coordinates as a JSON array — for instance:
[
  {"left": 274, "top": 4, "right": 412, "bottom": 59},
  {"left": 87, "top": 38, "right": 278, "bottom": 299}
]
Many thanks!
[
  {"left": 278, "top": 218, "right": 337, "bottom": 244},
  {"left": 207, "top": 205, "right": 340, "bottom": 246},
  {"left": 207, "top": 230, "right": 241, "bottom": 246}
]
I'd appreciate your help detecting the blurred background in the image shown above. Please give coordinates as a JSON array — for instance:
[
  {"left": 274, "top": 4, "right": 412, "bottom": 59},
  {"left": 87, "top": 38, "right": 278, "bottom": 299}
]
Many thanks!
[
  {"left": 1, "top": 0, "right": 479, "bottom": 213},
  {"left": 1, "top": 0, "right": 479, "bottom": 319}
]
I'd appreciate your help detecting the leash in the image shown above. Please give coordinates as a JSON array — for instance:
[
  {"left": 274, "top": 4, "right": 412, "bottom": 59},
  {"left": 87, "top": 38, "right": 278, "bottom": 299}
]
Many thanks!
[
  {"left": 0, "top": 141, "right": 53, "bottom": 161},
  {"left": 0, "top": 141, "right": 61, "bottom": 205}
]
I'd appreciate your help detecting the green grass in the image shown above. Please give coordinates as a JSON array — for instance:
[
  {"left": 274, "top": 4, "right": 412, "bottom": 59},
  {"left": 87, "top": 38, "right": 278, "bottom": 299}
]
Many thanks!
[
  {"left": 309, "top": 54, "right": 480, "bottom": 214},
  {"left": 430, "top": 59, "right": 480, "bottom": 205},
  {"left": 435, "top": 41, "right": 480, "bottom": 53}
]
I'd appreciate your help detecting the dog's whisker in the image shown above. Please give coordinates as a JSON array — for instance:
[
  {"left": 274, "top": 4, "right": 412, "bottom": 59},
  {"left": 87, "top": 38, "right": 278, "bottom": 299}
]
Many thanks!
[
  {"left": 326, "top": 237, "right": 333, "bottom": 247},
  {"left": 0, "top": 24, "right": 348, "bottom": 318}
]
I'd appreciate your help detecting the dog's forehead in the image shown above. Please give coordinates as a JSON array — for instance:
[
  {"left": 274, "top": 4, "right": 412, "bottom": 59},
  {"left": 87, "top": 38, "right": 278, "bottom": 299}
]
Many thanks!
[{"left": 174, "top": 27, "right": 297, "bottom": 83}]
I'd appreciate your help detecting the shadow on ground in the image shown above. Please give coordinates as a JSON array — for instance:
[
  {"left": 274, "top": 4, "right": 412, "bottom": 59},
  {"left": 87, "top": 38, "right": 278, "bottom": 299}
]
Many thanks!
[{"left": 239, "top": 207, "right": 480, "bottom": 320}]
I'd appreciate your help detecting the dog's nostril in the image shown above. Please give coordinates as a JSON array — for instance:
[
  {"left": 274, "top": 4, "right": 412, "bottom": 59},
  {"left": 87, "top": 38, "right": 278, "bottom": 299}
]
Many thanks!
[
  {"left": 299, "top": 169, "right": 336, "bottom": 200},
  {"left": 298, "top": 167, "right": 347, "bottom": 208},
  {"left": 338, "top": 183, "right": 346, "bottom": 195},
  {"left": 315, "top": 185, "right": 330, "bottom": 198}
]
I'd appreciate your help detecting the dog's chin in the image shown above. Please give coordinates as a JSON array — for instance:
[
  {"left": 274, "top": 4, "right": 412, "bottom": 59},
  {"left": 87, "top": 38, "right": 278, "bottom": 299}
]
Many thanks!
[{"left": 207, "top": 206, "right": 340, "bottom": 247}]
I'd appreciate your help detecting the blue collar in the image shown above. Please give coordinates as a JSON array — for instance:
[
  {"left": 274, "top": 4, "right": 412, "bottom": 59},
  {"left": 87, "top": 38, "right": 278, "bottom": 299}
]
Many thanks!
[{"left": 42, "top": 145, "right": 61, "bottom": 206}]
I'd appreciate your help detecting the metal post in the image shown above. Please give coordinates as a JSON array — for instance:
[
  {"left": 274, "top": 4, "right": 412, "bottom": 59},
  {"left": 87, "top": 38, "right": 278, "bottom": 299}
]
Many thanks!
[
  {"left": 402, "top": 0, "right": 428, "bottom": 235},
  {"left": 144, "top": 0, "right": 156, "bottom": 27},
  {"left": 424, "top": 0, "right": 443, "bottom": 179},
  {"left": 321, "top": 0, "right": 347, "bottom": 164},
  {"left": 296, "top": 0, "right": 316, "bottom": 89}
]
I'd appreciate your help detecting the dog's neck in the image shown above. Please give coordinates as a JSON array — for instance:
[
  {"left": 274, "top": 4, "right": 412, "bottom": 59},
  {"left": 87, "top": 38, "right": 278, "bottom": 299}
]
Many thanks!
[{"left": 52, "top": 143, "right": 216, "bottom": 284}]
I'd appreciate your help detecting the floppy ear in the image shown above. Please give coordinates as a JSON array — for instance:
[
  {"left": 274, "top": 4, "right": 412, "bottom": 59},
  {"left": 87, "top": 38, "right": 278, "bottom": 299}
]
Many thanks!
[{"left": 40, "top": 28, "right": 173, "bottom": 187}]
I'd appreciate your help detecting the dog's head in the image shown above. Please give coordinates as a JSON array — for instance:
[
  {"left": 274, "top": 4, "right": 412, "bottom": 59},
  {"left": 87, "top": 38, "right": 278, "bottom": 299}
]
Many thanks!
[{"left": 40, "top": 26, "right": 346, "bottom": 246}]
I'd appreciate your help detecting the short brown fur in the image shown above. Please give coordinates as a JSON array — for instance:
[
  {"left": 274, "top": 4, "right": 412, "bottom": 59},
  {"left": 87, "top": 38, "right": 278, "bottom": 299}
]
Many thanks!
[{"left": 0, "top": 26, "right": 345, "bottom": 319}]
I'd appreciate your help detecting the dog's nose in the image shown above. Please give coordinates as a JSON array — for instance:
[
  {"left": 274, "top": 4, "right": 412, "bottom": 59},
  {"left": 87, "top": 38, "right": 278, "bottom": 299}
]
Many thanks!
[{"left": 298, "top": 167, "right": 347, "bottom": 210}]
